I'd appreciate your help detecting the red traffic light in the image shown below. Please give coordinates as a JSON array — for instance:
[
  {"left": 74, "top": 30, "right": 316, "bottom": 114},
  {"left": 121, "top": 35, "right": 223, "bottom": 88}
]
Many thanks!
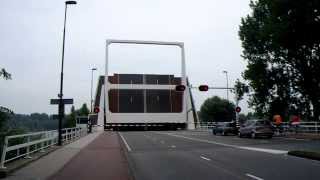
[
  {"left": 198, "top": 85, "right": 209, "bottom": 91},
  {"left": 175, "top": 85, "right": 186, "bottom": 91},
  {"left": 94, "top": 106, "right": 100, "bottom": 113},
  {"left": 235, "top": 106, "right": 241, "bottom": 113}
]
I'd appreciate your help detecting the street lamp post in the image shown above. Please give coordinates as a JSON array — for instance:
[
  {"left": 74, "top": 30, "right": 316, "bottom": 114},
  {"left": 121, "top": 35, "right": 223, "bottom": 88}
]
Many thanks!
[
  {"left": 58, "top": 1, "right": 77, "bottom": 146},
  {"left": 222, "top": 70, "right": 229, "bottom": 101},
  {"left": 90, "top": 68, "right": 97, "bottom": 113}
]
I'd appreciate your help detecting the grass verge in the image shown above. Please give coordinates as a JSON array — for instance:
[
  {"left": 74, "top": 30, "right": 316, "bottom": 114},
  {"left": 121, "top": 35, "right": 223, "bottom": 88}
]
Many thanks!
[{"left": 288, "top": 150, "right": 320, "bottom": 161}]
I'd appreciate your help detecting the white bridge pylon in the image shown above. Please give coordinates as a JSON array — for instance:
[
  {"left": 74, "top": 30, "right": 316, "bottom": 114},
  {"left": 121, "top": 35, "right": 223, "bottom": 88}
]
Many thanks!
[{"left": 94, "top": 39, "right": 196, "bottom": 130}]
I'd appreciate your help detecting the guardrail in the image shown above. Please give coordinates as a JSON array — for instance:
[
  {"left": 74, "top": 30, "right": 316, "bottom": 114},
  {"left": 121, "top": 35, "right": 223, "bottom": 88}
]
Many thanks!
[
  {"left": 193, "top": 121, "right": 320, "bottom": 134},
  {"left": 0, "top": 127, "right": 87, "bottom": 169},
  {"left": 281, "top": 122, "right": 319, "bottom": 133}
]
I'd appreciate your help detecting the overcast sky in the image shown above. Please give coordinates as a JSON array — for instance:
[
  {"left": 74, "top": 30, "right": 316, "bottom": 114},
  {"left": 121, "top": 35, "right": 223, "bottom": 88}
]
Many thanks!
[{"left": 0, "top": 0, "right": 252, "bottom": 114}]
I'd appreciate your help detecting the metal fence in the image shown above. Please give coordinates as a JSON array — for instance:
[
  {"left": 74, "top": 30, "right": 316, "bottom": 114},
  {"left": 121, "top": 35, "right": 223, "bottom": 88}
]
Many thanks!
[
  {"left": 0, "top": 127, "right": 86, "bottom": 169},
  {"left": 194, "top": 121, "right": 320, "bottom": 134}
]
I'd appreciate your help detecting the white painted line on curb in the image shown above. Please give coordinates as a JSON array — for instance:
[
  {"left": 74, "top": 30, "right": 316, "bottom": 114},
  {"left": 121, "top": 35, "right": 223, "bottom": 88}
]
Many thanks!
[
  {"left": 157, "top": 133, "right": 288, "bottom": 155},
  {"left": 119, "top": 132, "right": 132, "bottom": 152},
  {"left": 200, "top": 156, "right": 211, "bottom": 161},
  {"left": 239, "top": 147, "right": 287, "bottom": 154},
  {"left": 246, "top": 173, "right": 264, "bottom": 180}
]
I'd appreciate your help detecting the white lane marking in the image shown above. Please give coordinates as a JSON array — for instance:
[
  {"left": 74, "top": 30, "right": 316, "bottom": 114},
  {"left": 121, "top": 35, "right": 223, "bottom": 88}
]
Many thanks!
[
  {"left": 170, "top": 145, "right": 176, "bottom": 148},
  {"left": 246, "top": 173, "right": 264, "bottom": 180},
  {"left": 239, "top": 147, "right": 287, "bottom": 154},
  {"left": 119, "top": 132, "right": 132, "bottom": 152},
  {"left": 200, "top": 156, "right": 211, "bottom": 161},
  {"left": 157, "top": 133, "right": 288, "bottom": 155}
]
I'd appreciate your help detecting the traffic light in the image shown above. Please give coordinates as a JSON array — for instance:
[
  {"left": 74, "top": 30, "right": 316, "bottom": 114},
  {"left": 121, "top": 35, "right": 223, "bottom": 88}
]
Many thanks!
[
  {"left": 235, "top": 106, "right": 241, "bottom": 113},
  {"left": 198, "top": 85, "right": 209, "bottom": 91},
  {"left": 175, "top": 85, "right": 186, "bottom": 91},
  {"left": 94, "top": 106, "right": 100, "bottom": 113}
]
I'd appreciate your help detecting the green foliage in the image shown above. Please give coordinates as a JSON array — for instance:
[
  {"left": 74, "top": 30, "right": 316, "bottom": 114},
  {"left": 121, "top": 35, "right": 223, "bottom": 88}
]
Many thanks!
[
  {"left": 246, "top": 112, "right": 259, "bottom": 120},
  {"left": 233, "top": 79, "right": 248, "bottom": 103},
  {"left": 239, "top": 0, "right": 320, "bottom": 120},
  {"left": 199, "top": 96, "right": 235, "bottom": 122},
  {"left": 238, "top": 113, "right": 247, "bottom": 124},
  {"left": 78, "top": 103, "right": 90, "bottom": 116},
  {"left": 0, "top": 68, "right": 11, "bottom": 80},
  {"left": 64, "top": 104, "right": 90, "bottom": 128},
  {"left": 8, "top": 113, "right": 57, "bottom": 131},
  {"left": 64, "top": 106, "right": 76, "bottom": 128},
  {"left": 0, "top": 111, "right": 8, "bottom": 131}
]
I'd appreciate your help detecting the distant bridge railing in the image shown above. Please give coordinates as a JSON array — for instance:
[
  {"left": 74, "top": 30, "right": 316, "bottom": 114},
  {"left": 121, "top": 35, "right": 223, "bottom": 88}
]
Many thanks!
[
  {"left": 0, "top": 127, "right": 87, "bottom": 169},
  {"left": 280, "top": 121, "right": 319, "bottom": 134},
  {"left": 193, "top": 121, "right": 319, "bottom": 134}
]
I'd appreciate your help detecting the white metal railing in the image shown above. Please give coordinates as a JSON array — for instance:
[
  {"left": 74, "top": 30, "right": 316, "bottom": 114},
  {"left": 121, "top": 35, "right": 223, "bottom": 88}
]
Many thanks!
[
  {"left": 281, "top": 121, "right": 319, "bottom": 133},
  {"left": 0, "top": 127, "right": 87, "bottom": 169},
  {"left": 192, "top": 122, "right": 218, "bottom": 131},
  {"left": 193, "top": 121, "right": 320, "bottom": 134}
]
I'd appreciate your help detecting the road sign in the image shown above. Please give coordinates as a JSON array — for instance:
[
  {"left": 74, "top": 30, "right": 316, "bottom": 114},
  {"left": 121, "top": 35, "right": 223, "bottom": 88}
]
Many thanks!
[
  {"left": 235, "top": 106, "right": 241, "bottom": 113},
  {"left": 50, "top": 98, "right": 74, "bottom": 105}
]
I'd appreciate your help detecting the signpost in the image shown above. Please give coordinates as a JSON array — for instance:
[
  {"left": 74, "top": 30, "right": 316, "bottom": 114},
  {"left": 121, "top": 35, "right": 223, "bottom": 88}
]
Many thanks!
[
  {"left": 50, "top": 98, "right": 73, "bottom": 105},
  {"left": 50, "top": 98, "right": 73, "bottom": 145}
]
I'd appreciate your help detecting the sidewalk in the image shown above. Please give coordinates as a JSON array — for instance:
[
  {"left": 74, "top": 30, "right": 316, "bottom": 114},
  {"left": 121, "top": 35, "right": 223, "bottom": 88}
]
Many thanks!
[
  {"left": 5, "top": 132, "right": 102, "bottom": 180},
  {"left": 48, "top": 131, "right": 131, "bottom": 180},
  {"left": 5, "top": 131, "right": 131, "bottom": 180}
]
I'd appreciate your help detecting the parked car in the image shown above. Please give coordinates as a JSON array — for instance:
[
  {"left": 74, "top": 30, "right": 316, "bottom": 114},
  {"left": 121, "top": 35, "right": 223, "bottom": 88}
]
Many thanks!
[
  {"left": 212, "top": 122, "right": 238, "bottom": 136},
  {"left": 238, "top": 120, "right": 274, "bottom": 138}
]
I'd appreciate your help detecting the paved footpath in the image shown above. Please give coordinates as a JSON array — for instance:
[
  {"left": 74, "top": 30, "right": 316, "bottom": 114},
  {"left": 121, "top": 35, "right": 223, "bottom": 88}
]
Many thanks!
[
  {"left": 49, "top": 131, "right": 131, "bottom": 180},
  {"left": 6, "top": 131, "right": 131, "bottom": 180}
]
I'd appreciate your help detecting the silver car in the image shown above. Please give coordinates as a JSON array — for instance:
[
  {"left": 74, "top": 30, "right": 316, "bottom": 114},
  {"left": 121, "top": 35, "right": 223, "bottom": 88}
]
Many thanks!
[{"left": 238, "top": 120, "right": 274, "bottom": 138}]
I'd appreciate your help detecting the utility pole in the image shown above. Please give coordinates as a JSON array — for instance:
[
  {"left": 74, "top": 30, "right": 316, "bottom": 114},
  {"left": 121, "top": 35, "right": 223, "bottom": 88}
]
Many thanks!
[
  {"left": 222, "top": 70, "right": 229, "bottom": 101},
  {"left": 90, "top": 68, "right": 97, "bottom": 113},
  {"left": 57, "top": 1, "right": 77, "bottom": 146}
]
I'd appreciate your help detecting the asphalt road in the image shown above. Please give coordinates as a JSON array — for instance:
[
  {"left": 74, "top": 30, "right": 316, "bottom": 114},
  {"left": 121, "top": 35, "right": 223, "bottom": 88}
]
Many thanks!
[{"left": 119, "top": 131, "right": 320, "bottom": 180}]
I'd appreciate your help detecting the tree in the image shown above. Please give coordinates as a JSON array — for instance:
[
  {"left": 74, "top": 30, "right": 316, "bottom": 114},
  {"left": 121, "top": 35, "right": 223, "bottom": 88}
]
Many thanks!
[
  {"left": 78, "top": 103, "right": 89, "bottom": 116},
  {"left": 239, "top": 0, "right": 320, "bottom": 121},
  {"left": 0, "top": 68, "right": 11, "bottom": 80},
  {"left": 238, "top": 113, "right": 247, "bottom": 124},
  {"left": 0, "top": 68, "right": 12, "bottom": 130},
  {"left": 64, "top": 104, "right": 89, "bottom": 128},
  {"left": 199, "top": 96, "right": 235, "bottom": 122},
  {"left": 65, "top": 106, "right": 76, "bottom": 128}
]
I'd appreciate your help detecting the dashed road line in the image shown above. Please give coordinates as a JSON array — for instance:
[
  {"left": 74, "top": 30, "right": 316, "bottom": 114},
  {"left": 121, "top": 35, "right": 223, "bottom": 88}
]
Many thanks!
[
  {"left": 246, "top": 173, "right": 264, "bottom": 180},
  {"left": 200, "top": 156, "right": 211, "bottom": 161},
  {"left": 119, "top": 132, "right": 132, "bottom": 152},
  {"left": 156, "top": 132, "right": 288, "bottom": 155}
]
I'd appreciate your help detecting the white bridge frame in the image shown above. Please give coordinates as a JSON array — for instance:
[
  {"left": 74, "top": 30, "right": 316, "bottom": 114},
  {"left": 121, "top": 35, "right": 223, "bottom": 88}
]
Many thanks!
[{"left": 103, "top": 39, "right": 192, "bottom": 126}]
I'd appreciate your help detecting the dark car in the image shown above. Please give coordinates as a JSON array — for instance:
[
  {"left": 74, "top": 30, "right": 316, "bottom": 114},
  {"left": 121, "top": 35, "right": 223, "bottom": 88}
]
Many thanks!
[
  {"left": 212, "top": 122, "right": 238, "bottom": 136},
  {"left": 238, "top": 120, "right": 274, "bottom": 138}
]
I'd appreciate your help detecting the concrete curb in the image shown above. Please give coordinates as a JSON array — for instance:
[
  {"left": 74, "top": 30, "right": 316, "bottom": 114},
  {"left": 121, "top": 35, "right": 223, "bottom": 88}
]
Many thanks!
[{"left": 117, "top": 132, "right": 136, "bottom": 180}]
